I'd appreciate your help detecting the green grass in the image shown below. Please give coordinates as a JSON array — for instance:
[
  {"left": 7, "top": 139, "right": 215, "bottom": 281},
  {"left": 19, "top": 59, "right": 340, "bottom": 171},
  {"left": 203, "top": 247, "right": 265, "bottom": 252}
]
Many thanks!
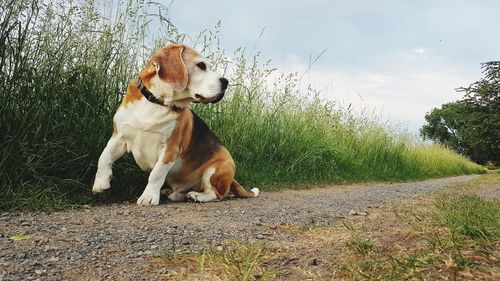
[
  {"left": 435, "top": 194, "right": 500, "bottom": 241},
  {"left": 0, "top": 0, "right": 485, "bottom": 210},
  {"left": 348, "top": 236, "right": 375, "bottom": 255}
]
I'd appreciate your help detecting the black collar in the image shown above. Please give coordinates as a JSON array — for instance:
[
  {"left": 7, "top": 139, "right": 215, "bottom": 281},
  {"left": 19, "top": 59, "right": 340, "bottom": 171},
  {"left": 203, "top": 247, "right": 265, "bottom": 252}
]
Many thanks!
[{"left": 136, "top": 78, "right": 181, "bottom": 112}]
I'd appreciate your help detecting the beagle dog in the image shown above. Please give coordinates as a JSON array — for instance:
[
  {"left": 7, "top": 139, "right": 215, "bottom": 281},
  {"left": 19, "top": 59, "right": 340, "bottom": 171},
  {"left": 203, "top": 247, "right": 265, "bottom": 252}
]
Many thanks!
[{"left": 92, "top": 44, "right": 259, "bottom": 206}]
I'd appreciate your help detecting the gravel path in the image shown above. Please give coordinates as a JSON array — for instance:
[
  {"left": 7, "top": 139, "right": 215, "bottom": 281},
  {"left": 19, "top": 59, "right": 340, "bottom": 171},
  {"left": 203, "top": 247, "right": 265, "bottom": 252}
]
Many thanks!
[{"left": 0, "top": 175, "right": 479, "bottom": 280}]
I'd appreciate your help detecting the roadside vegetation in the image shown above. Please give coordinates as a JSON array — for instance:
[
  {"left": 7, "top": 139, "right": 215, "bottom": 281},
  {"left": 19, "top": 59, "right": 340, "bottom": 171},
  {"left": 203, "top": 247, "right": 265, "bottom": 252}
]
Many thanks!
[
  {"left": 421, "top": 61, "right": 499, "bottom": 166},
  {"left": 155, "top": 174, "right": 499, "bottom": 280},
  {"left": 0, "top": 0, "right": 485, "bottom": 210}
]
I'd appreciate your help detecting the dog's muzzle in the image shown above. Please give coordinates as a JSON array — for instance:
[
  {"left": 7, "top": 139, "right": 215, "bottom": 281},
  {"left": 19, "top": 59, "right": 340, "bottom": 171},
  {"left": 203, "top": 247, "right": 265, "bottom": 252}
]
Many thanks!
[
  {"left": 195, "top": 92, "right": 225, "bottom": 104},
  {"left": 195, "top": 77, "right": 228, "bottom": 104}
]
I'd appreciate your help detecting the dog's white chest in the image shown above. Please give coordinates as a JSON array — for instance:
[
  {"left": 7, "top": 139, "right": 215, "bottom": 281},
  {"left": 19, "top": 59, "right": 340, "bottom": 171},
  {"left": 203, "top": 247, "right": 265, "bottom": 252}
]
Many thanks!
[{"left": 114, "top": 100, "right": 177, "bottom": 171}]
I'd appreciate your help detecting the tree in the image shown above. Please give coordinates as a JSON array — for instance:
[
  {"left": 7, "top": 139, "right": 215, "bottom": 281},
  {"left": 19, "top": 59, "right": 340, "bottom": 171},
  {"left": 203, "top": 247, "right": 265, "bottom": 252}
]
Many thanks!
[{"left": 421, "top": 61, "right": 500, "bottom": 165}]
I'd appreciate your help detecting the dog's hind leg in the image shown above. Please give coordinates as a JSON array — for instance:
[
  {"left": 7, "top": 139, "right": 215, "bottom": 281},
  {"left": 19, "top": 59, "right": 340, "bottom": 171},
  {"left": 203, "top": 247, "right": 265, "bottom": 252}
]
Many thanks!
[
  {"left": 186, "top": 167, "right": 221, "bottom": 203},
  {"left": 92, "top": 136, "right": 126, "bottom": 193},
  {"left": 168, "top": 191, "right": 187, "bottom": 202}
]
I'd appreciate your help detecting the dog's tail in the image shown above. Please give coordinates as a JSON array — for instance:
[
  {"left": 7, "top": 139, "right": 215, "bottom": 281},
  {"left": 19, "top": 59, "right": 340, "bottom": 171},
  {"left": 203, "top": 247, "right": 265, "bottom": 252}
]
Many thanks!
[{"left": 230, "top": 180, "right": 259, "bottom": 198}]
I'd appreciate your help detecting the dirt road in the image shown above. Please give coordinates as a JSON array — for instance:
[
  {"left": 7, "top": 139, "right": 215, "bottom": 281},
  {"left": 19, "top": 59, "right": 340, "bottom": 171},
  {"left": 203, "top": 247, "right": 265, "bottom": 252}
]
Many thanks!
[{"left": 0, "top": 175, "right": 481, "bottom": 280}]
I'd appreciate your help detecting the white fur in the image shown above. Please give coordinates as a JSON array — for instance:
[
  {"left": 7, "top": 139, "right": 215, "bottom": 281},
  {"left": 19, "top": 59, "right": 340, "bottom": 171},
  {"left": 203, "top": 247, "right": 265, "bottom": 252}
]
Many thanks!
[
  {"left": 188, "top": 64, "right": 226, "bottom": 100},
  {"left": 137, "top": 155, "right": 174, "bottom": 206},
  {"left": 251, "top": 187, "right": 260, "bottom": 197},
  {"left": 115, "top": 99, "right": 177, "bottom": 171},
  {"left": 92, "top": 98, "right": 177, "bottom": 204},
  {"left": 92, "top": 137, "right": 126, "bottom": 193},
  {"left": 186, "top": 167, "right": 218, "bottom": 203}
]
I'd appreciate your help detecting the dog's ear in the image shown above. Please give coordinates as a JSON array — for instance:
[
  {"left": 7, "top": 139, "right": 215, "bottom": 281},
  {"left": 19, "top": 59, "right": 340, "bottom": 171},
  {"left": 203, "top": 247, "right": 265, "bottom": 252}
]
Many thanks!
[{"left": 154, "top": 44, "right": 188, "bottom": 92}]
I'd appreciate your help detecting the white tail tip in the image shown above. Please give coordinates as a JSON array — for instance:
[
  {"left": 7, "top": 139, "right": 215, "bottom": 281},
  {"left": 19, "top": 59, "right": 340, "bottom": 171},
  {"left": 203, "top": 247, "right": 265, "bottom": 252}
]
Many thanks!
[{"left": 251, "top": 187, "right": 260, "bottom": 197}]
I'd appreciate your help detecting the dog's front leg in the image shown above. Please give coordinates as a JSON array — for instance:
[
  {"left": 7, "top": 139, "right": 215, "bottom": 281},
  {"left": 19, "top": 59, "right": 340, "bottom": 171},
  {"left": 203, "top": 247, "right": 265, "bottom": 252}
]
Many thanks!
[
  {"left": 137, "top": 152, "right": 174, "bottom": 206},
  {"left": 92, "top": 136, "right": 126, "bottom": 193}
]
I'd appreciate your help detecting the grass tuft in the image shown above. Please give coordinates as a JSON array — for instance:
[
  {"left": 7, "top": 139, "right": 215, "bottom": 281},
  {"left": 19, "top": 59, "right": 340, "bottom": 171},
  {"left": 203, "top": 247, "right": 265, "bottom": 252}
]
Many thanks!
[
  {"left": 435, "top": 194, "right": 500, "bottom": 241},
  {"left": 348, "top": 236, "right": 375, "bottom": 255},
  {"left": 155, "top": 242, "right": 270, "bottom": 281}
]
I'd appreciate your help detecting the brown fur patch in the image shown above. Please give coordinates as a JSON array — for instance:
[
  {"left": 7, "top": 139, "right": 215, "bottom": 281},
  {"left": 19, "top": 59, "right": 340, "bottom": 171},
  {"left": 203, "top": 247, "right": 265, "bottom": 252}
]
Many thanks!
[
  {"left": 181, "top": 46, "right": 202, "bottom": 73},
  {"left": 156, "top": 45, "right": 188, "bottom": 92},
  {"left": 138, "top": 62, "right": 157, "bottom": 90},
  {"left": 230, "top": 180, "right": 256, "bottom": 198},
  {"left": 163, "top": 108, "right": 193, "bottom": 164},
  {"left": 122, "top": 80, "right": 143, "bottom": 106},
  {"left": 209, "top": 158, "right": 236, "bottom": 199}
]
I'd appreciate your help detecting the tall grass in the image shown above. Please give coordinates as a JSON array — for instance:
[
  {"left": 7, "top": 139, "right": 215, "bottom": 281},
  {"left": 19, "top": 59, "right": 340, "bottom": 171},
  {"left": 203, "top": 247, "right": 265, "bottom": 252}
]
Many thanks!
[{"left": 0, "top": 0, "right": 484, "bottom": 210}]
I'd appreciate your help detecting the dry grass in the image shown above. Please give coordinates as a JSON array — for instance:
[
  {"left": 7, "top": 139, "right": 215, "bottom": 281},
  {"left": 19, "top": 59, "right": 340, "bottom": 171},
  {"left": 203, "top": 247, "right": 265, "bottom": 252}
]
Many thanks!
[
  {"left": 153, "top": 242, "right": 270, "bottom": 281},
  {"left": 153, "top": 174, "right": 499, "bottom": 280}
]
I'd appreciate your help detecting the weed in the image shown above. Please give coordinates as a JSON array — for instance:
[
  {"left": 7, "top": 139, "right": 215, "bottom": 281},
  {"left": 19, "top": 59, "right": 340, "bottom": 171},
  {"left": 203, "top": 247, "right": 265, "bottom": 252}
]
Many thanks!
[
  {"left": 435, "top": 194, "right": 500, "bottom": 241},
  {"left": 199, "top": 252, "right": 206, "bottom": 280},
  {"left": 156, "top": 242, "right": 270, "bottom": 281},
  {"left": 348, "top": 236, "right": 375, "bottom": 255}
]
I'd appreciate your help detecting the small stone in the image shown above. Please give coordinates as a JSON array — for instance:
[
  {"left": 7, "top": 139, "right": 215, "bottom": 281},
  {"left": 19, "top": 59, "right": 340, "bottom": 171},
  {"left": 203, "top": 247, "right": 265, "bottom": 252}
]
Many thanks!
[
  {"left": 35, "top": 269, "right": 46, "bottom": 275},
  {"left": 225, "top": 245, "right": 235, "bottom": 253},
  {"left": 150, "top": 245, "right": 158, "bottom": 250},
  {"left": 309, "top": 258, "right": 320, "bottom": 266},
  {"left": 254, "top": 272, "right": 263, "bottom": 279},
  {"left": 157, "top": 267, "right": 167, "bottom": 274},
  {"left": 348, "top": 210, "right": 368, "bottom": 216}
]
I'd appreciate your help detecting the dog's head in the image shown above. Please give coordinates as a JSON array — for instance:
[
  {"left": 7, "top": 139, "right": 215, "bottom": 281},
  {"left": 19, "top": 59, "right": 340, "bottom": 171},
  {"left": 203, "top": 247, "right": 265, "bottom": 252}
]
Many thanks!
[{"left": 139, "top": 44, "right": 228, "bottom": 106}]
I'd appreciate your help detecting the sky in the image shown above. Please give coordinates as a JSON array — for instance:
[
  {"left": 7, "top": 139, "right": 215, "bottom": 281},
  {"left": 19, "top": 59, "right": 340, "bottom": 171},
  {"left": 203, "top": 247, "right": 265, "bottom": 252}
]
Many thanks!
[{"left": 166, "top": 0, "right": 500, "bottom": 133}]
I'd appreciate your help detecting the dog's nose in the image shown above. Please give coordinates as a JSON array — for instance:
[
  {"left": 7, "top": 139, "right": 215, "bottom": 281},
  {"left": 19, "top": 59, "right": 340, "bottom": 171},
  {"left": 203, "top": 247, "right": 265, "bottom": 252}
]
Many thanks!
[{"left": 219, "top": 78, "right": 229, "bottom": 91}]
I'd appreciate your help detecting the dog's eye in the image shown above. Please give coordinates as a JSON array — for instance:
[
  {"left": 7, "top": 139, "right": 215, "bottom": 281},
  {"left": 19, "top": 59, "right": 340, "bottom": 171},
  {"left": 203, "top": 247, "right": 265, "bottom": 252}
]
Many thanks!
[{"left": 196, "top": 62, "right": 207, "bottom": 71}]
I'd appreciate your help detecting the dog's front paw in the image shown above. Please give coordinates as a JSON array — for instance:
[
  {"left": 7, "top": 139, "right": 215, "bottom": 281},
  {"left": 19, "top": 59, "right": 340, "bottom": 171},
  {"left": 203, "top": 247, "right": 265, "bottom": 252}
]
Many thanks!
[
  {"left": 92, "top": 178, "right": 110, "bottom": 193},
  {"left": 137, "top": 191, "right": 160, "bottom": 206}
]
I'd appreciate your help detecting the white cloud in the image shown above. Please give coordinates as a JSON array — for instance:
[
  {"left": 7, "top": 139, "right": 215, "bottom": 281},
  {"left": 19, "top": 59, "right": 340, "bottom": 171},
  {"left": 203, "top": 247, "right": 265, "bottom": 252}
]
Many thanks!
[
  {"left": 413, "top": 48, "right": 425, "bottom": 55},
  {"left": 264, "top": 52, "right": 481, "bottom": 134},
  {"left": 165, "top": 1, "right": 497, "bottom": 134}
]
